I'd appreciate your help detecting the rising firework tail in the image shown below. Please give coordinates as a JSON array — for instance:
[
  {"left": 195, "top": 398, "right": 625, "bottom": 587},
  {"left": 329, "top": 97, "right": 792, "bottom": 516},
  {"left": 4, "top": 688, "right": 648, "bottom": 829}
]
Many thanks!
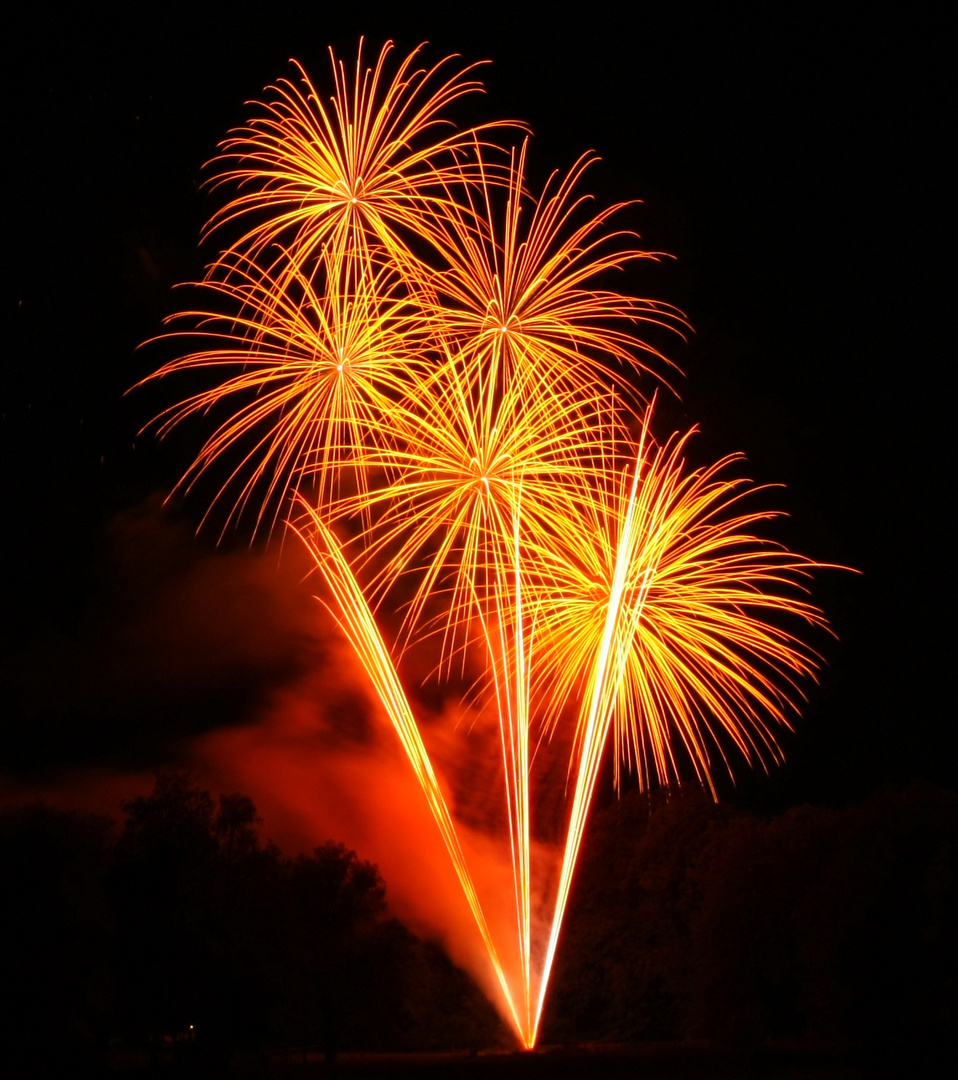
[
  {"left": 139, "top": 40, "right": 843, "bottom": 1048},
  {"left": 288, "top": 507, "right": 524, "bottom": 1034}
]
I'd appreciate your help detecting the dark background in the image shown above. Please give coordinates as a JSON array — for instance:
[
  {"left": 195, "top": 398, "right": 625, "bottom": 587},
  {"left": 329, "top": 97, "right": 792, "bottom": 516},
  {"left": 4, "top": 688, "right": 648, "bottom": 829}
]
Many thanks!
[{"left": 4, "top": 2, "right": 951, "bottom": 812}]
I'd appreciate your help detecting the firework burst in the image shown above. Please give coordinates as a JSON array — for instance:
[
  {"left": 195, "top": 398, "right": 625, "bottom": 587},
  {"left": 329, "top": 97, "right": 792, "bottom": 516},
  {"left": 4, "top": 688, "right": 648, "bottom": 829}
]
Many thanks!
[
  {"left": 138, "top": 249, "right": 438, "bottom": 536},
  {"left": 424, "top": 139, "right": 686, "bottom": 399},
  {"left": 528, "top": 410, "right": 828, "bottom": 794},
  {"left": 203, "top": 40, "right": 518, "bottom": 293},
  {"left": 140, "top": 40, "right": 840, "bottom": 1049}
]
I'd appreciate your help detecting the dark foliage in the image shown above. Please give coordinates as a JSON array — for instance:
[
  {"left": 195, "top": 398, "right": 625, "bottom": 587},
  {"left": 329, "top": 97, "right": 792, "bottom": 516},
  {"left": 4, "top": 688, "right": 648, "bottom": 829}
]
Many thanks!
[
  {"left": 543, "top": 781, "right": 958, "bottom": 1060},
  {"left": 108, "top": 774, "right": 275, "bottom": 1064},
  {"left": 8, "top": 771, "right": 954, "bottom": 1071},
  {"left": 0, "top": 804, "right": 114, "bottom": 1073},
  {"left": 542, "top": 786, "right": 730, "bottom": 1043},
  {"left": 1, "top": 772, "right": 503, "bottom": 1073}
]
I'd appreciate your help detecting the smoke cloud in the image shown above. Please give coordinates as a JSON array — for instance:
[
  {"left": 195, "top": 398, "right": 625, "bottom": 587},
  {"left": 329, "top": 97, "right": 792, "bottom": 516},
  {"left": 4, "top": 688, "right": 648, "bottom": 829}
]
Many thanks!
[{"left": 1, "top": 495, "right": 562, "bottom": 1019}]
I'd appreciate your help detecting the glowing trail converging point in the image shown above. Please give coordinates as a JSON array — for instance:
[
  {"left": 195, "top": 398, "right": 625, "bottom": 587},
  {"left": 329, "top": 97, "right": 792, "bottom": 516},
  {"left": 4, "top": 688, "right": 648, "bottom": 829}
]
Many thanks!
[{"left": 140, "top": 40, "right": 842, "bottom": 1049}]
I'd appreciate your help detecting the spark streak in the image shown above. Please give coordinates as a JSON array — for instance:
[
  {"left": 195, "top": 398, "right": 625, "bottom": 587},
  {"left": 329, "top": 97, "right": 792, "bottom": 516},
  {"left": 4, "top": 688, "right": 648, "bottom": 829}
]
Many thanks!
[
  {"left": 527, "top": 412, "right": 830, "bottom": 1042},
  {"left": 290, "top": 507, "right": 523, "bottom": 1034}
]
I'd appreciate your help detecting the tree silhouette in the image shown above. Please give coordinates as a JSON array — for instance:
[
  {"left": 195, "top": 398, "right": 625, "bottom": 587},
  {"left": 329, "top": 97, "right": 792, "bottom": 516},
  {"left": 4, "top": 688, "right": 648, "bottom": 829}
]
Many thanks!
[
  {"left": 109, "top": 773, "right": 277, "bottom": 1064},
  {"left": 0, "top": 804, "right": 114, "bottom": 1071},
  {"left": 2, "top": 772, "right": 507, "bottom": 1067},
  {"left": 543, "top": 780, "right": 958, "bottom": 1062}
]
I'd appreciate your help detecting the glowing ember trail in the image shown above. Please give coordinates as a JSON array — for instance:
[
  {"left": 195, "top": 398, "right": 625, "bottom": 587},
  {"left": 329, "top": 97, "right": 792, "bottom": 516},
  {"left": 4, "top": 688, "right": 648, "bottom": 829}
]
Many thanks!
[
  {"left": 289, "top": 507, "right": 523, "bottom": 1035},
  {"left": 140, "top": 41, "right": 838, "bottom": 1049}
]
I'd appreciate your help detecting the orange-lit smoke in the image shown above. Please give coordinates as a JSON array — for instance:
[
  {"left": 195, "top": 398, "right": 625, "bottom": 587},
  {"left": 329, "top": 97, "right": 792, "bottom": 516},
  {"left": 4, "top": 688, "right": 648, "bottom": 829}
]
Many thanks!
[{"left": 189, "top": 641, "right": 550, "bottom": 1021}]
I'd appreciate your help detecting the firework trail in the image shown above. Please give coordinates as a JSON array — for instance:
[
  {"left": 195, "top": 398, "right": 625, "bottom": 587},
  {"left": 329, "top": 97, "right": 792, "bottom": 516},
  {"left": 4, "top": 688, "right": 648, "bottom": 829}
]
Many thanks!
[
  {"left": 288, "top": 506, "right": 524, "bottom": 1033},
  {"left": 140, "top": 41, "right": 836, "bottom": 1048},
  {"left": 525, "top": 410, "right": 829, "bottom": 1039}
]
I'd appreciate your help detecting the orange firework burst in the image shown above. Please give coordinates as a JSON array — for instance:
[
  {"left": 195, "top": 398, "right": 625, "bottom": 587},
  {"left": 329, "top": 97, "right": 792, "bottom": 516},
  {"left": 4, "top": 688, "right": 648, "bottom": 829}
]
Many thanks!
[
  {"left": 333, "top": 342, "right": 611, "bottom": 656},
  {"left": 202, "top": 39, "right": 517, "bottom": 292},
  {"left": 528, "top": 409, "right": 828, "bottom": 795},
  {"left": 138, "top": 251, "right": 430, "bottom": 537},
  {"left": 422, "top": 139, "right": 686, "bottom": 399},
  {"left": 139, "top": 40, "right": 841, "bottom": 1049}
]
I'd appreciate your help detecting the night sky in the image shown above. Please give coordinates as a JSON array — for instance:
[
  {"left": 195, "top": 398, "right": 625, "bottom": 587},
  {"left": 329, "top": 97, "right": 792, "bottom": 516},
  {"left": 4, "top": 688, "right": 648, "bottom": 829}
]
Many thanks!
[{"left": 4, "top": 3, "right": 952, "bottom": 828}]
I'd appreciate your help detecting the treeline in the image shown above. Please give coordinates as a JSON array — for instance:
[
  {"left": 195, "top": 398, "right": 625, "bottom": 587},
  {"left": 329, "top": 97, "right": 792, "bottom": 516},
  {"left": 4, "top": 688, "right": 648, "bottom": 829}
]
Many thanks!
[
  {"left": 4, "top": 774, "right": 955, "bottom": 1073},
  {"left": 543, "top": 781, "right": 957, "bottom": 1062},
  {"left": 0, "top": 773, "right": 503, "bottom": 1073}
]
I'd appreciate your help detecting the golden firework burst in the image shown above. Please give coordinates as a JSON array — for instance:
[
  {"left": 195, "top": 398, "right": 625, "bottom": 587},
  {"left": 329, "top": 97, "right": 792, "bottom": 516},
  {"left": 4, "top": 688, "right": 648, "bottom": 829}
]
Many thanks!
[{"left": 139, "top": 41, "right": 843, "bottom": 1049}]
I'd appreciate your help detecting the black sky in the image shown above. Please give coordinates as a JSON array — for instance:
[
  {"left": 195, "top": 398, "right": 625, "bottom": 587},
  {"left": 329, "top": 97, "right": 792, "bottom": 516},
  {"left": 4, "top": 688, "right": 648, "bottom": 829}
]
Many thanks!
[{"left": 4, "top": 3, "right": 952, "bottom": 812}]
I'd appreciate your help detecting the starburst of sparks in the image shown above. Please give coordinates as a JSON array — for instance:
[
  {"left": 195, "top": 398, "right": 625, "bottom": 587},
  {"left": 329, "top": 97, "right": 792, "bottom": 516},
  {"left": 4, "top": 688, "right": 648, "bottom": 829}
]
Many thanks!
[{"left": 139, "top": 40, "right": 839, "bottom": 1049}]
